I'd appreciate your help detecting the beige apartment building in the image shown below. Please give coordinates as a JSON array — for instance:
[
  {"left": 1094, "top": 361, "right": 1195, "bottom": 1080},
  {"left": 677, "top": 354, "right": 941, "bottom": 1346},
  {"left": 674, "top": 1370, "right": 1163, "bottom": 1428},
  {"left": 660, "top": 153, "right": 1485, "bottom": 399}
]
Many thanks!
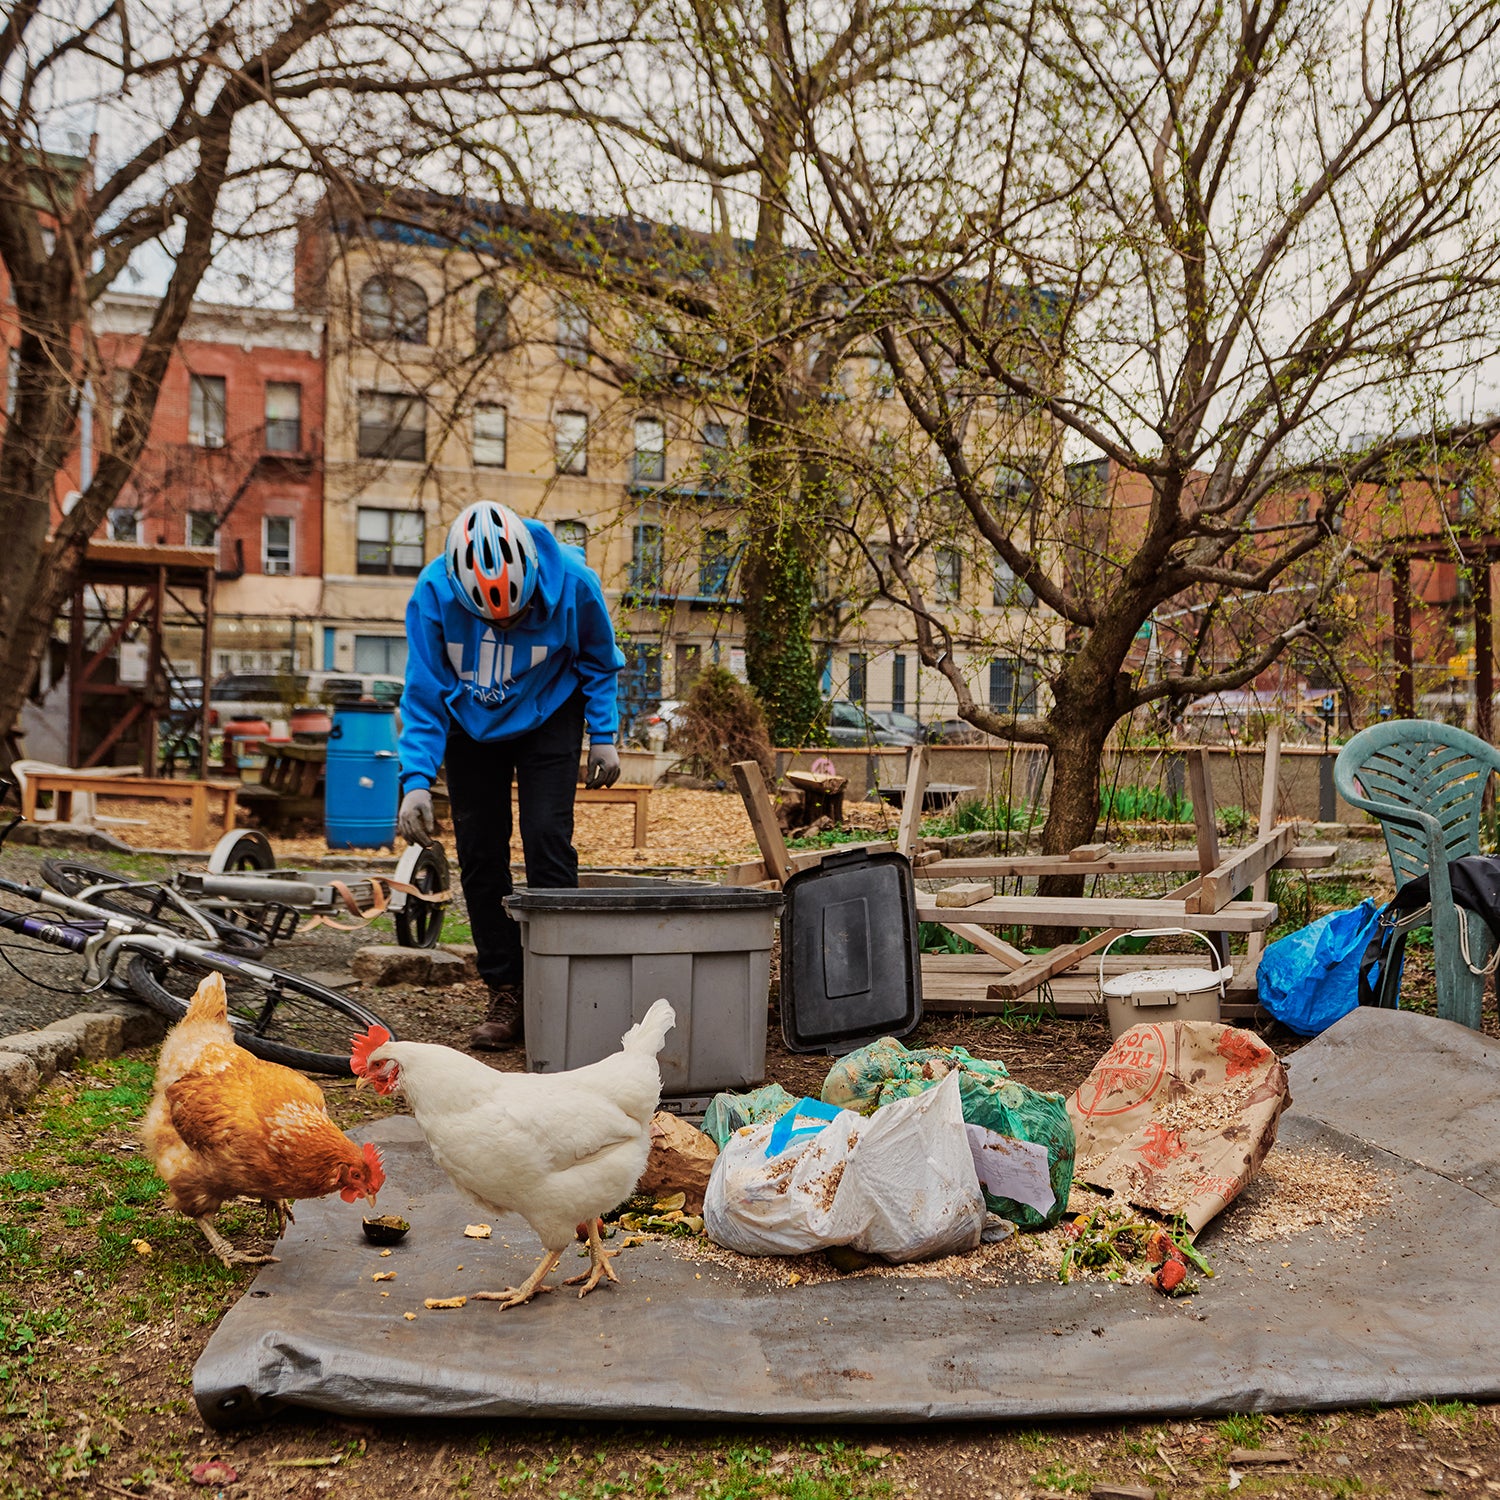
[{"left": 295, "top": 200, "right": 1059, "bottom": 734}]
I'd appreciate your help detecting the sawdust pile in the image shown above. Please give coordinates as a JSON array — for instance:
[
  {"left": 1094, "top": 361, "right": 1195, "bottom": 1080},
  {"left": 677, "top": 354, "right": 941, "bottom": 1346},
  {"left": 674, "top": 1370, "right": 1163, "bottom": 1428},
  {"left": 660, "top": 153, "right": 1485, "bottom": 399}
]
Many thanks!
[
  {"left": 1218, "top": 1143, "right": 1389, "bottom": 1242},
  {"left": 1151, "top": 1071, "right": 1264, "bottom": 1138}
]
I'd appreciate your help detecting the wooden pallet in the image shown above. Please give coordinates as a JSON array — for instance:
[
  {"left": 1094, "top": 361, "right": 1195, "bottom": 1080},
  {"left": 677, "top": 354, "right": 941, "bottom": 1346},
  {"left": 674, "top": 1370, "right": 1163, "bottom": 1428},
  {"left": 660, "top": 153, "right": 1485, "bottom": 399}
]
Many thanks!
[{"left": 920, "top": 950, "right": 1264, "bottom": 1020}]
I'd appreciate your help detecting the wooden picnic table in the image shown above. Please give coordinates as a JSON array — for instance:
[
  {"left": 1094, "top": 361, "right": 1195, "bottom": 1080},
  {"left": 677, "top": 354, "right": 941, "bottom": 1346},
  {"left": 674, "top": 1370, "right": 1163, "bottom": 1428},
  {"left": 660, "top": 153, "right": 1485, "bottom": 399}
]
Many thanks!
[
  {"left": 236, "top": 742, "right": 325, "bottom": 832},
  {"left": 22, "top": 772, "right": 240, "bottom": 851},
  {"left": 574, "top": 784, "right": 651, "bottom": 849}
]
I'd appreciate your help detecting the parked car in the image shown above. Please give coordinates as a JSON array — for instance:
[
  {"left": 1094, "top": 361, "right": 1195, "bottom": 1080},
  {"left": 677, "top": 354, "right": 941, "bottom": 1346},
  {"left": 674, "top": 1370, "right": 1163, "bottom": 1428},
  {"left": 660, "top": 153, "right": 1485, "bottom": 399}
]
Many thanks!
[
  {"left": 208, "top": 671, "right": 403, "bottom": 726},
  {"left": 827, "top": 699, "right": 922, "bottom": 746},
  {"left": 869, "top": 710, "right": 928, "bottom": 743},
  {"left": 925, "top": 716, "right": 988, "bottom": 745}
]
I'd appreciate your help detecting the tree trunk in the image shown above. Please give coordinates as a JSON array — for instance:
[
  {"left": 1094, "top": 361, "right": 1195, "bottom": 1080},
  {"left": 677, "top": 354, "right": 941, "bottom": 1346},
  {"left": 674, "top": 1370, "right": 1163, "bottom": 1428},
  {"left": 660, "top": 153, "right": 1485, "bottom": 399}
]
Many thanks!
[{"left": 740, "top": 514, "right": 824, "bottom": 745}]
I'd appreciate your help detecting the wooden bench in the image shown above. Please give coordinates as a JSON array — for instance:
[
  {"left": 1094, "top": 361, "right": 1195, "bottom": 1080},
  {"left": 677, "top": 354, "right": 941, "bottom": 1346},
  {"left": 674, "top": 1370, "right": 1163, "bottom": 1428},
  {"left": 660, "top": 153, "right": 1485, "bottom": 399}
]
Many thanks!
[
  {"left": 236, "top": 743, "right": 326, "bottom": 832},
  {"left": 574, "top": 784, "right": 651, "bottom": 849},
  {"left": 22, "top": 773, "right": 241, "bottom": 850}
]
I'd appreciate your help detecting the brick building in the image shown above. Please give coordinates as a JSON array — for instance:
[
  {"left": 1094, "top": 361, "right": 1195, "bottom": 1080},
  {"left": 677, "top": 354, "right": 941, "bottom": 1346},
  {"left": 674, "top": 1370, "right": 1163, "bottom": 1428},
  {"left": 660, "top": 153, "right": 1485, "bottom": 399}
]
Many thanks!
[{"left": 90, "top": 292, "right": 326, "bottom": 674}]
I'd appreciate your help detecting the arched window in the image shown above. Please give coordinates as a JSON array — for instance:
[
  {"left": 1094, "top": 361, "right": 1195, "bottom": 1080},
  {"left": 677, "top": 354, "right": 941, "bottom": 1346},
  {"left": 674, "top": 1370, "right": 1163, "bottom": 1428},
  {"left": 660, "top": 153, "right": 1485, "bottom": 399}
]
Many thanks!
[
  {"left": 476, "top": 287, "right": 511, "bottom": 352},
  {"left": 360, "top": 275, "right": 428, "bottom": 344}
]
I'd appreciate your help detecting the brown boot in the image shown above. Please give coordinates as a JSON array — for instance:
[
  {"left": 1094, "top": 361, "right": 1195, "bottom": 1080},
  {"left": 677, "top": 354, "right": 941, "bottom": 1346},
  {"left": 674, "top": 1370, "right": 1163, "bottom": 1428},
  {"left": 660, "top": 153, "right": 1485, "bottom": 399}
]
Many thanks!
[{"left": 470, "top": 985, "right": 524, "bottom": 1050}]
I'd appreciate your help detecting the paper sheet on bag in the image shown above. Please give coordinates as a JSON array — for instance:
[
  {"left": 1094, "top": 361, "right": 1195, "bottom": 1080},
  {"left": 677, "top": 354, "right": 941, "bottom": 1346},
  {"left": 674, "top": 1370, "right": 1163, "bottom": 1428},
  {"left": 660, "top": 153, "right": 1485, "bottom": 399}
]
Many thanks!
[{"left": 964, "top": 1123, "right": 1056, "bottom": 1216}]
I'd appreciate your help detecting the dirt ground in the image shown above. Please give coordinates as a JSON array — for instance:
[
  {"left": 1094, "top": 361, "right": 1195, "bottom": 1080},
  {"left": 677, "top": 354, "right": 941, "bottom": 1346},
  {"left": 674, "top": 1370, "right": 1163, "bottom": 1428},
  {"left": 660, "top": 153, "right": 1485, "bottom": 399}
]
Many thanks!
[{"left": 51, "top": 786, "right": 888, "bottom": 868}]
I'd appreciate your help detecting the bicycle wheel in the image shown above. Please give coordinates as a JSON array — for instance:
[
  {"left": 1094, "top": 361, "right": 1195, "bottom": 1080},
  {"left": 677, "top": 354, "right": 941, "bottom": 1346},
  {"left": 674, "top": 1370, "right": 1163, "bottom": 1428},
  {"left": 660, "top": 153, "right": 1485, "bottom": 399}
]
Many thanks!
[
  {"left": 392, "top": 842, "right": 449, "bottom": 949},
  {"left": 124, "top": 950, "right": 393, "bottom": 1074},
  {"left": 40, "top": 859, "right": 266, "bottom": 955}
]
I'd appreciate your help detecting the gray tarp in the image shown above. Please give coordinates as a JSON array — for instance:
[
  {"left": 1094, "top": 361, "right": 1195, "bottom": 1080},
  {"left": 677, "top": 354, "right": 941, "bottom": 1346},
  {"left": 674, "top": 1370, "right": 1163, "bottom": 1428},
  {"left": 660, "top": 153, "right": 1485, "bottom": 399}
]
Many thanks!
[{"left": 194, "top": 1007, "right": 1500, "bottom": 1427}]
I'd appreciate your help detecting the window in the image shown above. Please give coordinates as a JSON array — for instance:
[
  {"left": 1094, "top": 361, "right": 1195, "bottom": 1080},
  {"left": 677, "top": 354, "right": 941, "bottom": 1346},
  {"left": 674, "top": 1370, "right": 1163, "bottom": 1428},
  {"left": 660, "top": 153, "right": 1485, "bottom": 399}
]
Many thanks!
[
  {"left": 554, "top": 410, "right": 588, "bottom": 475},
  {"left": 995, "top": 465, "right": 1036, "bottom": 505},
  {"left": 848, "top": 651, "right": 868, "bottom": 706},
  {"left": 354, "top": 635, "right": 408, "bottom": 675},
  {"left": 993, "top": 557, "right": 1035, "bottom": 607},
  {"left": 360, "top": 275, "right": 428, "bottom": 344},
  {"left": 556, "top": 297, "right": 589, "bottom": 366},
  {"left": 935, "top": 547, "right": 961, "bottom": 604},
  {"left": 989, "top": 657, "right": 1037, "bottom": 714},
  {"left": 476, "top": 287, "right": 510, "bottom": 352},
  {"left": 702, "top": 421, "right": 730, "bottom": 475},
  {"left": 263, "top": 516, "right": 294, "bottom": 575},
  {"left": 892, "top": 653, "right": 907, "bottom": 714},
  {"left": 473, "top": 405, "right": 507, "bottom": 468},
  {"left": 107, "top": 508, "right": 140, "bottom": 543},
  {"left": 700, "top": 529, "right": 734, "bottom": 596},
  {"left": 630, "top": 523, "right": 663, "bottom": 592},
  {"left": 187, "top": 511, "right": 217, "bottom": 548},
  {"left": 634, "top": 416, "right": 665, "bottom": 483},
  {"left": 357, "top": 391, "right": 426, "bottom": 462},
  {"left": 110, "top": 366, "right": 130, "bottom": 431},
  {"left": 188, "top": 374, "right": 226, "bottom": 447},
  {"left": 554, "top": 519, "right": 588, "bottom": 554},
  {"left": 264, "top": 382, "right": 301, "bottom": 452},
  {"left": 356, "top": 508, "right": 424, "bottom": 576}
]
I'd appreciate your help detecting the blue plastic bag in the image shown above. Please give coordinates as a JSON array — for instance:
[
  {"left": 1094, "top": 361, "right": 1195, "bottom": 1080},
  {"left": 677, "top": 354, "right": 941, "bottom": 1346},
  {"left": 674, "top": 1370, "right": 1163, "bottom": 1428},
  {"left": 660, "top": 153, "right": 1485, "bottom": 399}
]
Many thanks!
[{"left": 1257, "top": 898, "right": 1391, "bottom": 1035}]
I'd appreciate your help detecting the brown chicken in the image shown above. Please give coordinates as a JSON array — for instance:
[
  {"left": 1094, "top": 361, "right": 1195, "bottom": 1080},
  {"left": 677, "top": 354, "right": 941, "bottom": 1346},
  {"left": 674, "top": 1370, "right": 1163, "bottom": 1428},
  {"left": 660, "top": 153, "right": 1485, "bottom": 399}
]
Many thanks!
[{"left": 143, "top": 973, "right": 384, "bottom": 1266}]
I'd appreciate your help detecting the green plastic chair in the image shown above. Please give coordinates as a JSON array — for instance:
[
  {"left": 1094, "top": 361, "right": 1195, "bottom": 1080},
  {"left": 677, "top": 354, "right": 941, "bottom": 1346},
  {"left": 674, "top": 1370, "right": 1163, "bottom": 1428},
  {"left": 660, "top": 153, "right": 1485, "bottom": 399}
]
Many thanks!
[{"left": 1334, "top": 719, "right": 1500, "bottom": 1029}]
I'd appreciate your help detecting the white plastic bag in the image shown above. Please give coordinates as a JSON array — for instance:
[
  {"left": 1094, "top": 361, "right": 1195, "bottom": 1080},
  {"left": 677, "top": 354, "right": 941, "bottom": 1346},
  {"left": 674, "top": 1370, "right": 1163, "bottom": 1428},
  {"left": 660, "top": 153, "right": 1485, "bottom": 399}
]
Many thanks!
[{"left": 702, "top": 1069, "right": 985, "bottom": 1263}]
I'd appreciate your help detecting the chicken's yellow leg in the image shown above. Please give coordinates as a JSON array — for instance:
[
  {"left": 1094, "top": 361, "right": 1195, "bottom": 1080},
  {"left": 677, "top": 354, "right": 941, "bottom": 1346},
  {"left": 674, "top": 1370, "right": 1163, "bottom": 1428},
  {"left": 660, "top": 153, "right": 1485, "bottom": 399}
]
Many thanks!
[
  {"left": 472, "top": 1248, "right": 562, "bottom": 1310},
  {"left": 196, "top": 1216, "right": 279, "bottom": 1269},
  {"left": 562, "top": 1219, "right": 620, "bottom": 1298}
]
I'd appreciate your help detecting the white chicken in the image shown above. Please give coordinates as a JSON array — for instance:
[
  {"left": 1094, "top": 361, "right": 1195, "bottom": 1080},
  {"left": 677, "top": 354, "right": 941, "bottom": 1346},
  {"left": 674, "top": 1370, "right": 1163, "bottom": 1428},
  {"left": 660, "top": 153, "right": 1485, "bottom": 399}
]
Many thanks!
[{"left": 350, "top": 999, "right": 674, "bottom": 1308}]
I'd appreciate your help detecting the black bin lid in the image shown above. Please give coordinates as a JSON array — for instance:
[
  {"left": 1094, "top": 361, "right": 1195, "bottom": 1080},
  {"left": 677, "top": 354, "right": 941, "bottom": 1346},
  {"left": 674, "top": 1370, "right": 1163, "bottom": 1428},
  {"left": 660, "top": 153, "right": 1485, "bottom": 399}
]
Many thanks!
[
  {"left": 780, "top": 847, "right": 923, "bottom": 1054},
  {"left": 506, "top": 884, "right": 784, "bottom": 914}
]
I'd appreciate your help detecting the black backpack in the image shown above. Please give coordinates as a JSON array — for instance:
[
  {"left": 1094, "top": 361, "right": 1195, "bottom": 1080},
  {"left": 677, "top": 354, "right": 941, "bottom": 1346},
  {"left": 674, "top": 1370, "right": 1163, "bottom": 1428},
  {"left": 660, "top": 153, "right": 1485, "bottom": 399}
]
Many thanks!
[{"left": 1358, "top": 854, "right": 1500, "bottom": 1008}]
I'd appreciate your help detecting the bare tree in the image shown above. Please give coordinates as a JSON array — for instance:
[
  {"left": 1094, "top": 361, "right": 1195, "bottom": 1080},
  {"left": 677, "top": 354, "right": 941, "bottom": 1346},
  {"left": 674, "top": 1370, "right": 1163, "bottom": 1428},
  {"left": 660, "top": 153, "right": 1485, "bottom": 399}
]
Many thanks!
[
  {"left": 0, "top": 0, "right": 618, "bottom": 744},
  {"left": 782, "top": 0, "right": 1500, "bottom": 890}
]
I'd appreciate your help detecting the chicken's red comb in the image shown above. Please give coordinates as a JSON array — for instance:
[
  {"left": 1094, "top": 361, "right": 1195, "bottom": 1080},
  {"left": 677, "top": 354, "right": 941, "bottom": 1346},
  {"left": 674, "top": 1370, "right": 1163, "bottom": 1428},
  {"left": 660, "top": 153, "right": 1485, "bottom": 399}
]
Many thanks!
[
  {"left": 350, "top": 1023, "right": 392, "bottom": 1075},
  {"left": 362, "top": 1141, "right": 386, "bottom": 1192}
]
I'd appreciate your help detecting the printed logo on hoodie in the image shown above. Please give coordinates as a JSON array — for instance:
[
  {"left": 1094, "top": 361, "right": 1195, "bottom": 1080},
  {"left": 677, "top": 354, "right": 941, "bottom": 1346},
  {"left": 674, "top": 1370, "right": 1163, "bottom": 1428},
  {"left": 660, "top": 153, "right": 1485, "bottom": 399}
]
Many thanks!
[{"left": 445, "top": 630, "right": 550, "bottom": 704}]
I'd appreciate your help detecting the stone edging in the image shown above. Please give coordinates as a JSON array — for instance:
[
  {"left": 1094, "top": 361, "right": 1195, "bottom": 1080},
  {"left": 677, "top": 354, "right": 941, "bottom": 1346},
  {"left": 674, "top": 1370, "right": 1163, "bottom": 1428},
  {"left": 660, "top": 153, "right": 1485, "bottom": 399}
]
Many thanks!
[{"left": 0, "top": 999, "right": 166, "bottom": 1116}]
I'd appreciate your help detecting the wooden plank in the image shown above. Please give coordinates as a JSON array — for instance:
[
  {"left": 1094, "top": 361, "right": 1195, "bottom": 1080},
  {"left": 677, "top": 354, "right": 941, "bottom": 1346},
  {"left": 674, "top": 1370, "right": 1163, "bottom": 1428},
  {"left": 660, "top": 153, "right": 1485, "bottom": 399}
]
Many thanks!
[
  {"left": 1249, "top": 727, "right": 1283, "bottom": 960},
  {"left": 914, "top": 894, "right": 1276, "bottom": 931},
  {"left": 918, "top": 845, "right": 1334, "bottom": 877},
  {"left": 1186, "top": 748, "right": 1226, "bottom": 961},
  {"left": 730, "top": 761, "right": 791, "bottom": 885},
  {"left": 895, "top": 747, "right": 928, "bottom": 857},
  {"left": 934, "top": 882, "right": 991, "bottom": 908},
  {"left": 1187, "top": 825, "right": 1296, "bottom": 914},
  {"left": 1068, "top": 843, "right": 1109, "bottom": 861},
  {"left": 938, "top": 921, "right": 1028, "bottom": 968},
  {"left": 974, "top": 872, "right": 1202, "bottom": 1000},
  {"left": 719, "top": 839, "right": 898, "bottom": 886}
]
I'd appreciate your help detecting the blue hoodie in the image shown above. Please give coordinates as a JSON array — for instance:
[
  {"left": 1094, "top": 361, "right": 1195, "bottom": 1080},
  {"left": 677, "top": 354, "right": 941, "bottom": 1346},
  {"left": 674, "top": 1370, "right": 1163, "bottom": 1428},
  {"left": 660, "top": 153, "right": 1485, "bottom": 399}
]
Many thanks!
[{"left": 398, "top": 521, "right": 625, "bottom": 791}]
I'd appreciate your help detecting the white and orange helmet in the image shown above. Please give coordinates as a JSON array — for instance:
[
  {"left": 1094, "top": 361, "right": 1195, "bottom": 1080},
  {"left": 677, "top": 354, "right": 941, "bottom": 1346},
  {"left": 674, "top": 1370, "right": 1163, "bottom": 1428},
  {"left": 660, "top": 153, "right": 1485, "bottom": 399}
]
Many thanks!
[{"left": 444, "top": 502, "right": 540, "bottom": 624}]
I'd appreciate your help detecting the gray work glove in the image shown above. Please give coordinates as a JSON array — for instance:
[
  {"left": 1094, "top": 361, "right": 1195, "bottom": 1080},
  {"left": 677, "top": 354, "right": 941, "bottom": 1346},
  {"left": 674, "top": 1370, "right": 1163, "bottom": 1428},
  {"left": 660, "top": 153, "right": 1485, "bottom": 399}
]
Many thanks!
[
  {"left": 398, "top": 786, "right": 437, "bottom": 844},
  {"left": 585, "top": 743, "right": 621, "bottom": 789}
]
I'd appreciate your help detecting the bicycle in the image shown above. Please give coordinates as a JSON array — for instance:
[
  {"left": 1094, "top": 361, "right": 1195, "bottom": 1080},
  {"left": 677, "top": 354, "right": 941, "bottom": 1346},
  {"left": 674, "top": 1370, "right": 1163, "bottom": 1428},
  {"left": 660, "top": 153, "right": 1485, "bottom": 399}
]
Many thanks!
[{"left": 0, "top": 780, "right": 394, "bottom": 1074}]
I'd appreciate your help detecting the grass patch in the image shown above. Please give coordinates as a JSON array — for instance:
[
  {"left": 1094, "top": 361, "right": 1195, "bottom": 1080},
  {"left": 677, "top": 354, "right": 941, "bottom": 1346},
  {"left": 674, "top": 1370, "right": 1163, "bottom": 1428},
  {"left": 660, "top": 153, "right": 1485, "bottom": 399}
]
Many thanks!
[
  {"left": 1100, "top": 784, "right": 1192, "bottom": 824},
  {"left": 1031, "top": 1461, "right": 1096, "bottom": 1494},
  {"left": 1404, "top": 1400, "right": 1477, "bottom": 1434},
  {"left": 922, "top": 797, "right": 1043, "bottom": 838}
]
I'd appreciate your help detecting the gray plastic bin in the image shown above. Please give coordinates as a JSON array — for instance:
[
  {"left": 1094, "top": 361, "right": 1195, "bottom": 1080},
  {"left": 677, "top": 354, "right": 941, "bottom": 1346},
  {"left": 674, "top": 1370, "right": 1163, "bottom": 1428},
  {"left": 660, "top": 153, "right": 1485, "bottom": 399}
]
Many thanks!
[{"left": 504, "top": 883, "right": 784, "bottom": 1097}]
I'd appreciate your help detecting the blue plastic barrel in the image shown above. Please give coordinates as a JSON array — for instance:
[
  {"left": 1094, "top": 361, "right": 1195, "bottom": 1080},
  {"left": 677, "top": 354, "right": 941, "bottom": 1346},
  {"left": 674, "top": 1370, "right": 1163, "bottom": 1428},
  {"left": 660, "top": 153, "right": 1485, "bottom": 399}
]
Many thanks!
[{"left": 324, "top": 703, "right": 400, "bottom": 849}]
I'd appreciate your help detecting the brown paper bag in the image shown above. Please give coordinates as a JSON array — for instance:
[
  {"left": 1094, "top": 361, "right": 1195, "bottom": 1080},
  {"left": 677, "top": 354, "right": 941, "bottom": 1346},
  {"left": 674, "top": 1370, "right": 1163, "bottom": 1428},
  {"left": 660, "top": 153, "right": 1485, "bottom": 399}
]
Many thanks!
[{"left": 1065, "top": 1020, "right": 1290, "bottom": 1234}]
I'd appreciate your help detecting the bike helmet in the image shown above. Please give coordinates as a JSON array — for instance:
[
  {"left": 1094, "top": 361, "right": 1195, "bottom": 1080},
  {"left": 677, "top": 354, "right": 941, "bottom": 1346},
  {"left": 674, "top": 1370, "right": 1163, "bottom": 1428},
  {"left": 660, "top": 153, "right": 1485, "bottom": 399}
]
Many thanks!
[{"left": 445, "top": 502, "right": 540, "bottom": 624}]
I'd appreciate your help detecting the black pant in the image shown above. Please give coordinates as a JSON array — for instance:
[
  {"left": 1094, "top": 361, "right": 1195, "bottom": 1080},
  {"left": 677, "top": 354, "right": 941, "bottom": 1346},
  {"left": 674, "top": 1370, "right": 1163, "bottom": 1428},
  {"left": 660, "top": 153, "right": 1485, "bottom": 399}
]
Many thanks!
[{"left": 444, "top": 692, "right": 584, "bottom": 990}]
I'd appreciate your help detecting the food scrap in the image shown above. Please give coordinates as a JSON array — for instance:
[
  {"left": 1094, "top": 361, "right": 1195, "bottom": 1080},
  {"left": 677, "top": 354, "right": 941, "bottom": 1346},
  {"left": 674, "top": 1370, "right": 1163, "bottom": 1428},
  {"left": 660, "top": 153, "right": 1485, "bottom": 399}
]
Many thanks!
[
  {"left": 423, "top": 1296, "right": 467, "bottom": 1309},
  {"left": 403, "top": 1312, "right": 417, "bottom": 1320},
  {"left": 371, "top": 1271, "right": 396, "bottom": 1282},
  {"left": 463, "top": 1224, "right": 492, "bottom": 1239},
  {"left": 130, "top": 1239, "right": 152, "bottom": 1257},
  {"left": 1058, "top": 1205, "right": 1209, "bottom": 1295}
]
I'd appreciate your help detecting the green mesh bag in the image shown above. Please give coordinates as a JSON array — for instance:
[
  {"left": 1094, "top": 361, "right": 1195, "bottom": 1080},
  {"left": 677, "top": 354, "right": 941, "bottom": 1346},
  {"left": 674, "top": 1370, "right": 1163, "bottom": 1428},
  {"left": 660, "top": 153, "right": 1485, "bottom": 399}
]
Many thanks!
[
  {"left": 822, "top": 1039, "right": 1074, "bottom": 1229},
  {"left": 701, "top": 1082, "right": 799, "bottom": 1150}
]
